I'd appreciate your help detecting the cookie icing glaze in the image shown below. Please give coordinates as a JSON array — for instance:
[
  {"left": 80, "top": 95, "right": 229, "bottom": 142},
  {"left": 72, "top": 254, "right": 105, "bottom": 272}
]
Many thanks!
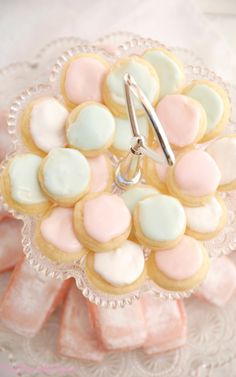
[
  {"left": 30, "top": 98, "right": 68, "bottom": 152},
  {"left": 184, "top": 197, "right": 223, "bottom": 233},
  {"left": 88, "top": 155, "right": 110, "bottom": 193},
  {"left": 93, "top": 240, "right": 145, "bottom": 286},
  {"left": 138, "top": 195, "right": 186, "bottom": 241},
  {"left": 67, "top": 103, "right": 115, "bottom": 152},
  {"left": 156, "top": 95, "right": 202, "bottom": 147},
  {"left": 106, "top": 57, "right": 159, "bottom": 109},
  {"left": 154, "top": 147, "right": 169, "bottom": 182},
  {"left": 83, "top": 193, "right": 131, "bottom": 243},
  {"left": 206, "top": 137, "right": 236, "bottom": 185},
  {"left": 122, "top": 186, "right": 158, "bottom": 214},
  {"left": 186, "top": 84, "right": 224, "bottom": 134},
  {"left": 154, "top": 236, "right": 203, "bottom": 280},
  {"left": 42, "top": 148, "right": 90, "bottom": 198},
  {"left": 9, "top": 154, "right": 47, "bottom": 204},
  {"left": 174, "top": 150, "right": 221, "bottom": 196},
  {"left": 40, "top": 207, "right": 82, "bottom": 253},
  {"left": 143, "top": 49, "right": 184, "bottom": 98},
  {"left": 112, "top": 116, "right": 149, "bottom": 152},
  {"left": 64, "top": 55, "right": 109, "bottom": 105}
]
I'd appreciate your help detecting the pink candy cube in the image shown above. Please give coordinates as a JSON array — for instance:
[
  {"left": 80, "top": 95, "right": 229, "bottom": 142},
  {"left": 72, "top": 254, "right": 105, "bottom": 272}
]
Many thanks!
[
  {"left": 88, "top": 300, "right": 147, "bottom": 351},
  {"left": 142, "top": 293, "right": 187, "bottom": 355},
  {"left": 0, "top": 258, "right": 70, "bottom": 337},
  {"left": 196, "top": 256, "right": 236, "bottom": 306},
  {"left": 58, "top": 284, "right": 105, "bottom": 362},
  {"left": 0, "top": 217, "right": 23, "bottom": 272}
]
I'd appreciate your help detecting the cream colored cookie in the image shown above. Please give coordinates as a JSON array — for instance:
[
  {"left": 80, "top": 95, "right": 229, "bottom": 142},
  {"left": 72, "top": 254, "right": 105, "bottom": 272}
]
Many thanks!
[
  {"left": 0, "top": 154, "right": 49, "bottom": 215},
  {"left": 66, "top": 101, "right": 115, "bottom": 157},
  {"left": 183, "top": 80, "right": 230, "bottom": 142},
  {"left": 74, "top": 192, "right": 132, "bottom": 252},
  {"left": 103, "top": 56, "right": 159, "bottom": 116},
  {"left": 147, "top": 236, "right": 209, "bottom": 291}
]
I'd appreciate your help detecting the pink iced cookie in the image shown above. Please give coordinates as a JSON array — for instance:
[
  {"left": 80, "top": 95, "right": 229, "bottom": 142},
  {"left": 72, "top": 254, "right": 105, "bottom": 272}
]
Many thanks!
[
  {"left": 156, "top": 95, "right": 206, "bottom": 148},
  {"left": 142, "top": 293, "right": 187, "bottom": 354},
  {"left": 88, "top": 300, "right": 147, "bottom": 351},
  {"left": 0, "top": 110, "right": 11, "bottom": 161},
  {"left": 0, "top": 217, "right": 23, "bottom": 272},
  {"left": 0, "top": 258, "right": 71, "bottom": 337},
  {"left": 196, "top": 256, "right": 236, "bottom": 306},
  {"left": 87, "top": 154, "right": 113, "bottom": 193},
  {"left": 58, "top": 284, "right": 105, "bottom": 362},
  {"left": 62, "top": 54, "right": 109, "bottom": 107}
]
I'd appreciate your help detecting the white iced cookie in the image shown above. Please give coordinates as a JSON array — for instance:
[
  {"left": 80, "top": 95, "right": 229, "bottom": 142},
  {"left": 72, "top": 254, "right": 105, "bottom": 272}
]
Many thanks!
[
  {"left": 21, "top": 97, "right": 68, "bottom": 156},
  {"left": 111, "top": 115, "right": 150, "bottom": 156},
  {"left": 143, "top": 48, "right": 185, "bottom": 98},
  {"left": 38, "top": 147, "right": 91, "bottom": 206},
  {"left": 184, "top": 195, "right": 227, "bottom": 240},
  {"left": 134, "top": 194, "right": 186, "bottom": 250},
  {"left": 86, "top": 240, "right": 146, "bottom": 294},
  {"left": 103, "top": 56, "right": 159, "bottom": 116},
  {"left": 0, "top": 153, "right": 49, "bottom": 215},
  {"left": 66, "top": 102, "right": 115, "bottom": 157},
  {"left": 121, "top": 184, "right": 159, "bottom": 214},
  {"left": 206, "top": 135, "right": 236, "bottom": 191},
  {"left": 183, "top": 80, "right": 230, "bottom": 141}
]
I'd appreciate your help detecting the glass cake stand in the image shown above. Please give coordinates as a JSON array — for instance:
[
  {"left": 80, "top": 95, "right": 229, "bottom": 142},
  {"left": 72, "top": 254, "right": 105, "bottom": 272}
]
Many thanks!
[{"left": 0, "top": 32, "right": 236, "bottom": 377}]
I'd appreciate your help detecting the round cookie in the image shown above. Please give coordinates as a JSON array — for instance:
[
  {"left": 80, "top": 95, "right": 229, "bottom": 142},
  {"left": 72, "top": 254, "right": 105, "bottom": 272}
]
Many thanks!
[
  {"left": 35, "top": 206, "right": 87, "bottom": 263},
  {"left": 206, "top": 135, "right": 236, "bottom": 191},
  {"left": 103, "top": 56, "right": 159, "bottom": 116},
  {"left": 110, "top": 115, "right": 150, "bottom": 157},
  {"left": 133, "top": 194, "right": 186, "bottom": 250},
  {"left": 86, "top": 240, "right": 146, "bottom": 294},
  {"left": 0, "top": 153, "right": 49, "bottom": 215},
  {"left": 167, "top": 149, "right": 221, "bottom": 206},
  {"left": 61, "top": 53, "right": 110, "bottom": 109},
  {"left": 183, "top": 80, "right": 230, "bottom": 142},
  {"left": 184, "top": 194, "right": 227, "bottom": 240},
  {"left": 66, "top": 102, "right": 115, "bottom": 157},
  {"left": 147, "top": 235, "right": 209, "bottom": 291},
  {"left": 74, "top": 192, "right": 132, "bottom": 252},
  {"left": 38, "top": 147, "right": 91, "bottom": 206},
  {"left": 121, "top": 184, "right": 159, "bottom": 214},
  {"left": 142, "top": 47, "right": 185, "bottom": 98},
  {"left": 87, "top": 154, "right": 113, "bottom": 193},
  {"left": 21, "top": 97, "right": 68, "bottom": 156},
  {"left": 156, "top": 94, "right": 207, "bottom": 148}
]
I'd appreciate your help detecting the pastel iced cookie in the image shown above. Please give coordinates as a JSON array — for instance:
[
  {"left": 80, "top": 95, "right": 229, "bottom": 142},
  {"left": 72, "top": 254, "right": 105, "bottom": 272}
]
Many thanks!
[
  {"left": 66, "top": 102, "right": 115, "bottom": 157},
  {"left": 121, "top": 184, "right": 159, "bottom": 214},
  {"left": 74, "top": 192, "right": 131, "bottom": 252},
  {"left": 36, "top": 206, "right": 86, "bottom": 263},
  {"left": 167, "top": 149, "right": 221, "bottom": 206},
  {"left": 156, "top": 95, "right": 207, "bottom": 148},
  {"left": 183, "top": 80, "right": 230, "bottom": 141},
  {"left": 61, "top": 53, "right": 109, "bottom": 109},
  {"left": 147, "top": 235, "right": 209, "bottom": 291},
  {"left": 184, "top": 195, "right": 227, "bottom": 240},
  {"left": 87, "top": 154, "right": 113, "bottom": 193},
  {"left": 21, "top": 97, "right": 68, "bottom": 156},
  {"left": 38, "top": 147, "right": 91, "bottom": 206},
  {"left": 111, "top": 115, "right": 150, "bottom": 157},
  {"left": 0, "top": 153, "right": 49, "bottom": 215},
  {"left": 133, "top": 194, "right": 186, "bottom": 250},
  {"left": 86, "top": 240, "right": 146, "bottom": 294},
  {"left": 206, "top": 135, "right": 236, "bottom": 191},
  {"left": 143, "top": 47, "right": 185, "bottom": 98},
  {"left": 103, "top": 56, "right": 159, "bottom": 116}
]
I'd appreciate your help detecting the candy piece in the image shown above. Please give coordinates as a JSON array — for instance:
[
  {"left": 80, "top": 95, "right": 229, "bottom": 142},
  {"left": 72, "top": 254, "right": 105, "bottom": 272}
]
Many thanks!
[
  {"left": 88, "top": 300, "right": 147, "bottom": 350},
  {"left": 0, "top": 258, "right": 70, "bottom": 337},
  {"left": 143, "top": 48, "right": 185, "bottom": 98},
  {"left": 0, "top": 110, "right": 11, "bottom": 162},
  {"left": 0, "top": 217, "right": 23, "bottom": 272},
  {"left": 142, "top": 293, "right": 187, "bottom": 354},
  {"left": 196, "top": 256, "right": 236, "bottom": 306},
  {"left": 206, "top": 136, "right": 236, "bottom": 191},
  {"left": 58, "top": 284, "right": 105, "bottom": 362}
]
